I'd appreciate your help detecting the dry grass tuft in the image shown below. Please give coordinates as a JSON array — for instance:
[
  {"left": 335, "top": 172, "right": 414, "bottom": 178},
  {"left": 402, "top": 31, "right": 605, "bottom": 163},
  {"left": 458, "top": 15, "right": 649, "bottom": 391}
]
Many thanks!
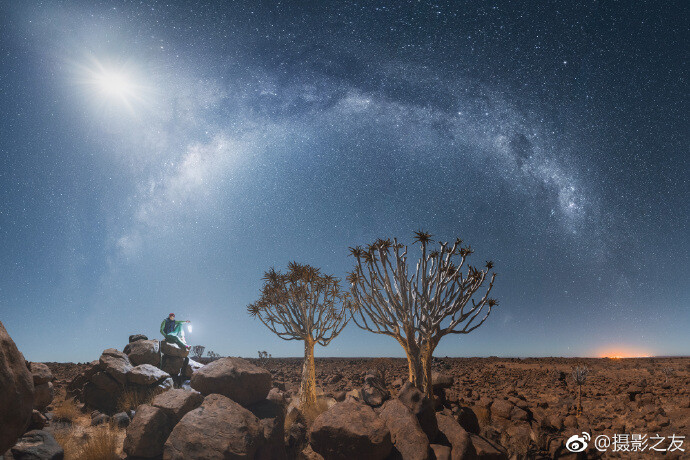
[
  {"left": 52, "top": 397, "right": 81, "bottom": 423},
  {"left": 118, "top": 386, "right": 164, "bottom": 412},
  {"left": 54, "top": 425, "right": 121, "bottom": 460}
]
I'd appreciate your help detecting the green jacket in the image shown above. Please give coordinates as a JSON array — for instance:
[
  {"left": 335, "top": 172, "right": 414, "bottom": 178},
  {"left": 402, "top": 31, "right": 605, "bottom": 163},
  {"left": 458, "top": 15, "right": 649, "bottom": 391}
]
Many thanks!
[{"left": 160, "top": 319, "right": 185, "bottom": 337}]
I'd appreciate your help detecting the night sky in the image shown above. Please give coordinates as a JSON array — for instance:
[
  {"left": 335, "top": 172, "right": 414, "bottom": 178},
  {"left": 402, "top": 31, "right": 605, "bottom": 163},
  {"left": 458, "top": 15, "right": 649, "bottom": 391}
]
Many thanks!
[{"left": 1, "top": 1, "right": 687, "bottom": 362}]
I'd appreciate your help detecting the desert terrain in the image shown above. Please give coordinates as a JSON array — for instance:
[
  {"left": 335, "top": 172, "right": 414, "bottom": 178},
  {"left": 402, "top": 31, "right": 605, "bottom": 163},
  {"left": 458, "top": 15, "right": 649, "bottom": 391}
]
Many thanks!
[{"left": 5, "top": 344, "right": 688, "bottom": 459}]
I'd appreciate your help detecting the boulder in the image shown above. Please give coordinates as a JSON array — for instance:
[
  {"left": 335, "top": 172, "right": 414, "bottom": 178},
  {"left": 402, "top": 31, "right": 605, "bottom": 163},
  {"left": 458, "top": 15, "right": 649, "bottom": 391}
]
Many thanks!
[
  {"left": 152, "top": 389, "right": 204, "bottom": 425},
  {"left": 0, "top": 321, "right": 34, "bottom": 454},
  {"left": 489, "top": 399, "right": 512, "bottom": 420},
  {"left": 435, "top": 413, "right": 476, "bottom": 460},
  {"left": 490, "top": 398, "right": 528, "bottom": 423},
  {"left": 248, "top": 389, "right": 287, "bottom": 460},
  {"left": 10, "top": 430, "right": 64, "bottom": 460},
  {"left": 182, "top": 358, "right": 204, "bottom": 379},
  {"left": 309, "top": 399, "right": 392, "bottom": 460},
  {"left": 164, "top": 394, "right": 265, "bottom": 459},
  {"left": 129, "top": 334, "right": 148, "bottom": 343},
  {"left": 190, "top": 357, "right": 271, "bottom": 406},
  {"left": 99, "top": 348, "right": 132, "bottom": 385},
  {"left": 361, "top": 373, "right": 390, "bottom": 408},
  {"left": 157, "top": 377, "right": 175, "bottom": 391},
  {"left": 161, "top": 341, "right": 190, "bottom": 358},
  {"left": 112, "top": 412, "right": 131, "bottom": 428},
  {"left": 90, "top": 371, "right": 121, "bottom": 393},
  {"left": 431, "top": 372, "right": 454, "bottom": 391},
  {"left": 397, "top": 382, "right": 438, "bottom": 441},
  {"left": 30, "top": 363, "right": 53, "bottom": 386},
  {"left": 128, "top": 364, "right": 170, "bottom": 386},
  {"left": 28, "top": 410, "right": 47, "bottom": 431},
  {"left": 378, "top": 399, "right": 430, "bottom": 460},
  {"left": 123, "top": 404, "right": 171, "bottom": 458},
  {"left": 125, "top": 340, "right": 161, "bottom": 366},
  {"left": 82, "top": 381, "right": 121, "bottom": 414},
  {"left": 161, "top": 355, "right": 186, "bottom": 377},
  {"left": 286, "top": 422, "right": 307, "bottom": 458},
  {"left": 91, "top": 413, "right": 110, "bottom": 426},
  {"left": 299, "top": 445, "right": 325, "bottom": 460},
  {"left": 66, "top": 362, "right": 98, "bottom": 398},
  {"left": 429, "top": 444, "right": 451, "bottom": 460},
  {"left": 469, "top": 434, "right": 508, "bottom": 460},
  {"left": 33, "top": 382, "right": 54, "bottom": 411}
]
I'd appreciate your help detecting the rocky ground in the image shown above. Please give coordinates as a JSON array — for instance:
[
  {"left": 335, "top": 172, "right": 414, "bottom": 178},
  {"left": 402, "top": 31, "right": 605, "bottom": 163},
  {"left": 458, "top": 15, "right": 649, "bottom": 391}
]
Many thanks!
[
  {"left": 1, "top": 321, "right": 688, "bottom": 460},
  {"left": 28, "top": 355, "right": 690, "bottom": 459}
]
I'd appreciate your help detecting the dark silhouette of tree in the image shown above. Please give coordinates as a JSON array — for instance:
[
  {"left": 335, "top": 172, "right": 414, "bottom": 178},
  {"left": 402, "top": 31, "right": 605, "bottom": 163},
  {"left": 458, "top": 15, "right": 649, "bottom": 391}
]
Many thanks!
[
  {"left": 572, "top": 366, "right": 589, "bottom": 415},
  {"left": 191, "top": 345, "right": 205, "bottom": 359}
]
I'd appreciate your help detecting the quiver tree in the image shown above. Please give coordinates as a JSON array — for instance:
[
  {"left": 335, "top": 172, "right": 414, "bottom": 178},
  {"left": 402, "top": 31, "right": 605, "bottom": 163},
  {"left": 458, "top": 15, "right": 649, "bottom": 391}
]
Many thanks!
[
  {"left": 347, "top": 231, "right": 498, "bottom": 399},
  {"left": 191, "top": 345, "right": 205, "bottom": 359},
  {"left": 572, "top": 366, "right": 589, "bottom": 415},
  {"left": 248, "top": 262, "right": 349, "bottom": 412}
]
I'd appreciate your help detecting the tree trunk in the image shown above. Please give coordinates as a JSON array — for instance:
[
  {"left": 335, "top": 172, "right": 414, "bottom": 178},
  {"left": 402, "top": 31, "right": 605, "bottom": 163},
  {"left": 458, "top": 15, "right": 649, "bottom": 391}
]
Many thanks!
[
  {"left": 420, "top": 342, "right": 436, "bottom": 401},
  {"left": 403, "top": 342, "right": 423, "bottom": 388},
  {"left": 577, "top": 385, "right": 582, "bottom": 415},
  {"left": 300, "top": 338, "right": 317, "bottom": 412}
]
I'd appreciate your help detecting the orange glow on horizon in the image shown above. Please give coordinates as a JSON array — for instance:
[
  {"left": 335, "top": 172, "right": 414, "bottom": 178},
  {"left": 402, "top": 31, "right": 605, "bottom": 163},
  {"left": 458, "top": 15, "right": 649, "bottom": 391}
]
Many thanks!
[{"left": 597, "top": 347, "right": 653, "bottom": 359}]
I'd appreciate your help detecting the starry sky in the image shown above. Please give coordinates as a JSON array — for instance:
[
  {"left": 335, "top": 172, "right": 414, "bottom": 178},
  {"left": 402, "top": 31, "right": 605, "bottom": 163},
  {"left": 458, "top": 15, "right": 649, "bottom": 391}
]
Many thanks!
[{"left": 1, "top": 1, "right": 688, "bottom": 363}]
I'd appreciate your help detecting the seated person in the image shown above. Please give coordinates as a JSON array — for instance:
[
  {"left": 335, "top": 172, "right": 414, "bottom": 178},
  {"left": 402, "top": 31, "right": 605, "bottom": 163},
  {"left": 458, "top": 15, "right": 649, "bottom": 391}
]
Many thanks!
[{"left": 160, "top": 313, "right": 191, "bottom": 350}]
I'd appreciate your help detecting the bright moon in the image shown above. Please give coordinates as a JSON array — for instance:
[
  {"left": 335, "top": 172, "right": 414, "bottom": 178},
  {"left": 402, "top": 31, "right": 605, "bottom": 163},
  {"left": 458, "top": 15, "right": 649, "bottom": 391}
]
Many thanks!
[
  {"left": 95, "top": 70, "right": 134, "bottom": 97},
  {"left": 76, "top": 58, "right": 149, "bottom": 113}
]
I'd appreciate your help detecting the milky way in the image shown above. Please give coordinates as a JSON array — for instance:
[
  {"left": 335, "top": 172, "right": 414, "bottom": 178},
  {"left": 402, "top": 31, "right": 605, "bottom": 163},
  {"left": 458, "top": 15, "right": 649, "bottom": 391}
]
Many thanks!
[{"left": 0, "top": 1, "right": 687, "bottom": 361}]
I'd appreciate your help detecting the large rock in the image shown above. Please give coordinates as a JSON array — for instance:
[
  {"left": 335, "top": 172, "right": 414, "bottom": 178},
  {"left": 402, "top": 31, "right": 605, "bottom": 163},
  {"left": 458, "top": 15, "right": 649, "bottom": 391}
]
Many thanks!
[
  {"left": 123, "top": 404, "right": 171, "bottom": 458},
  {"left": 161, "top": 341, "right": 190, "bottom": 358},
  {"left": 128, "top": 364, "right": 170, "bottom": 386},
  {"left": 248, "top": 389, "right": 287, "bottom": 460},
  {"left": 152, "top": 389, "right": 204, "bottom": 425},
  {"left": 161, "top": 355, "right": 186, "bottom": 377},
  {"left": 29, "top": 363, "right": 53, "bottom": 386},
  {"left": 436, "top": 413, "right": 476, "bottom": 460},
  {"left": 28, "top": 410, "right": 48, "bottom": 431},
  {"left": 163, "top": 394, "right": 265, "bottom": 459},
  {"left": 125, "top": 340, "right": 161, "bottom": 366},
  {"left": 113, "top": 412, "right": 131, "bottom": 428},
  {"left": 99, "top": 348, "right": 132, "bottom": 385},
  {"left": 469, "top": 434, "right": 508, "bottom": 460},
  {"left": 33, "top": 382, "right": 54, "bottom": 411},
  {"left": 190, "top": 357, "right": 271, "bottom": 406},
  {"left": 129, "top": 334, "right": 148, "bottom": 343},
  {"left": 182, "top": 358, "right": 203, "bottom": 379},
  {"left": 66, "top": 361, "right": 98, "bottom": 399},
  {"left": 10, "top": 430, "right": 64, "bottom": 460},
  {"left": 430, "top": 444, "right": 451, "bottom": 460},
  {"left": 83, "top": 381, "right": 121, "bottom": 414},
  {"left": 378, "top": 399, "right": 430, "bottom": 460},
  {"left": 309, "top": 399, "right": 392, "bottom": 460},
  {"left": 490, "top": 399, "right": 528, "bottom": 423},
  {"left": 361, "top": 373, "right": 390, "bottom": 408},
  {"left": 397, "top": 381, "right": 438, "bottom": 441},
  {"left": 157, "top": 377, "right": 175, "bottom": 392},
  {"left": 431, "top": 372, "right": 454, "bottom": 391},
  {"left": 0, "top": 321, "right": 34, "bottom": 454},
  {"left": 91, "top": 371, "right": 121, "bottom": 393}
]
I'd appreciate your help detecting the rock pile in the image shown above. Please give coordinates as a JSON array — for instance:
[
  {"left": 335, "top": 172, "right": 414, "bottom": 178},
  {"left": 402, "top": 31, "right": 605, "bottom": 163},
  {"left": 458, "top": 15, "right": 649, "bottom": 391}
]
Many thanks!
[
  {"left": 123, "top": 357, "right": 277, "bottom": 459},
  {"left": 302, "top": 377, "right": 506, "bottom": 460},
  {"left": 67, "top": 334, "right": 202, "bottom": 414}
]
